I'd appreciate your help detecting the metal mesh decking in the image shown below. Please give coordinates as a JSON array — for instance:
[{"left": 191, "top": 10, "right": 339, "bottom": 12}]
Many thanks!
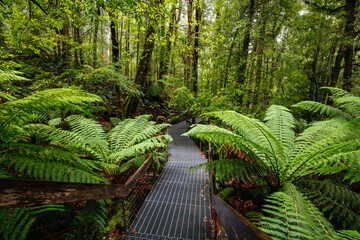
[{"left": 122, "top": 121, "right": 211, "bottom": 240}]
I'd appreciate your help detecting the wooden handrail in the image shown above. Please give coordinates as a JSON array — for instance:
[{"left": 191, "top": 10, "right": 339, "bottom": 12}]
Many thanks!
[{"left": 0, "top": 151, "right": 158, "bottom": 209}]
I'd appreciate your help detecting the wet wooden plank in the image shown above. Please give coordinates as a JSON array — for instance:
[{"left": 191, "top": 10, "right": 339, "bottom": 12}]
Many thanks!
[
  {"left": 0, "top": 154, "right": 156, "bottom": 208},
  {"left": 0, "top": 179, "right": 130, "bottom": 208}
]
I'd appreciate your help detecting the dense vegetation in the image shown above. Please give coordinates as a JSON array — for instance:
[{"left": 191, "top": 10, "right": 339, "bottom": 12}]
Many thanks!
[{"left": 1, "top": 0, "right": 360, "bottom": 239}]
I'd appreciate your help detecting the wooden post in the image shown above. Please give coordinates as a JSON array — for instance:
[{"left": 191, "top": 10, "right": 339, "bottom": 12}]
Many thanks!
[{"left": 122, "top": 197, "right": 127, "bottom": 231}]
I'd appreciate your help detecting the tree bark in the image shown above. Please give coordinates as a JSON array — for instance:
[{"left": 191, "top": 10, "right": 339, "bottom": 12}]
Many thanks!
[
  {"left": 223, "top": 29, "right": 239, "bottom": 88},
  {"left": 192, "top": 0, "right": 201, "bottom": 96},
  {"left": 109, "top": 12, "right": 119, "bottom": 64},
  {"left": 93, "top": 3, "right": 101, "bottom": 68},
  {"left": 330, "top": 45, "right": 345, "bottom": 87},
  {"left": 125, "top": 17, "right": 130, "bottom": 76},
  {"left": 237, "top": 0, "right": 255, "bottom": 86},
  {"left": 186, "top": 0, "right": 193, "bottom": 83},
  {"left": 342, "top": 0, "right": 356, "bottom": 92}
]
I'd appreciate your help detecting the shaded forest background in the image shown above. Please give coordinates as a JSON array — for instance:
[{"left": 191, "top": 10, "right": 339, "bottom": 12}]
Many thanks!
[{"left": 1, "top": 0, "right": 359, "bottom": 120}]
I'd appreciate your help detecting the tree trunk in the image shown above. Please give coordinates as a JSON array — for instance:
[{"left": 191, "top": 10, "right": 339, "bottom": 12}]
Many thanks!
[
  {"left": 186, "top": 0, "right": 193, "bottom": 83},
  {"left": 330, "top": 45, "right": 345, "bottom": 87},
  {"left": 125, "top": 0, "right": 164, "bottom": 117},
  {"left": 223, "top": 29, "right": 239, "bottom": 88},
  {"left": 253, "top": 10, "right": 265, "bottom": 106},
  {"left": 192, "top": 0, "right": 201, "bottom": 96},
  {"left": 125, "top": 17, "right": 131, "bottom": 76},
  {"left": 237, "top": 0, "right": 255, "bottom": 86},
  {"left": 342, "top": 0, "right": 356, "bottom": 92},
  {"left": 109, "top": 12, "right": 119, "bottom": 64},
  {"left": 0, "top": 17, "right": 4, "bottom": 47},
  {"left": 93, "top": 3, "right": 101, "bottom": 68}
]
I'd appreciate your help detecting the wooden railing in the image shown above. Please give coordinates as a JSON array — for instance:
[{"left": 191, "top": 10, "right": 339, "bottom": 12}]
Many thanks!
[{"left": 0, "top": 149, "right": 161, "bottom": 209}]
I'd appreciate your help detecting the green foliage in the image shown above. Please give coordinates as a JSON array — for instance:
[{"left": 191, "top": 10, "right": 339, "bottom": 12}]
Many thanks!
[
  {"left": 218, "top": 187, "right": 234, "bottom": 199},
  {"left": 67, "top": 200, "right": 109, "bottom": 240},
  {"left": 0, "top": 208, "right": 36, "bottom": 240},
  {"left": 0, "top": 205, "right": 65, "bottom": 240}
]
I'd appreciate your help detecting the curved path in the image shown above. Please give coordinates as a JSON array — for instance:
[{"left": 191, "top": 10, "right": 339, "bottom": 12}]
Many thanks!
[{"left": 123, "top": 121, "right": 212, "bottom": 240}]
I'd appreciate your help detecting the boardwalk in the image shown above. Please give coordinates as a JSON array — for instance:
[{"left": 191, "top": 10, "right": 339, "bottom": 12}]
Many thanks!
[{"left": 123, "top": 121, "right": 212, "bottom": 240}]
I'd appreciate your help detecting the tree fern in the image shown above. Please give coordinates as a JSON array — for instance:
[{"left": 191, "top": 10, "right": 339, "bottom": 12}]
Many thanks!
[
  {"left": 29, "top": 114, "right": 171, "bottom": 175},
  {"left": 185, "top": 103, "right": 360, "bottom": 238}
]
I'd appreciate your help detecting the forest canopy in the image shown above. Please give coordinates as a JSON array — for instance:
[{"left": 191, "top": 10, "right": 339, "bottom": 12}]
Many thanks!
[{"left": 1, "top": 0, "right": 360, "bottom": 239}]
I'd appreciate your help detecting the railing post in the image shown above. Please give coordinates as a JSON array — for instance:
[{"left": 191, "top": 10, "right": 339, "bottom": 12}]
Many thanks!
[
  {"left": 153, "top": 156, "right": 157, "bottom": 182},
  {"left": 122, "top": 197, "right": 127, "bottom": 231},
  {"left": 208, "top": 142, "right": 217, "bottom": 239}
]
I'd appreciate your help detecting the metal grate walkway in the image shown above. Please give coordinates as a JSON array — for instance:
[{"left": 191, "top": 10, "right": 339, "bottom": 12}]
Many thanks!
[{"left": 122, "top": 121, "right": 211, "bottom": 240}]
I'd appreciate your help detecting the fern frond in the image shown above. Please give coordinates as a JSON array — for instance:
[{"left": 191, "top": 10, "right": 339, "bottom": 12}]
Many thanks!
[
  {"left": 184, "top": 124, "right": 278, "bottom": 172},
  {"left": 343, "top": 167, "right": 360, "bottom": 185},
  {"left": 1, "top": 154, "right": 106, "bottom": 183},
  {"left": 218, "top": 187, "right": 234, "bottom": 199},
  {"left": 70, "top": 200, "right": 109, "bottom": 239},
  {"left": 116, "top": 155, "right": 147, "bottom": 173},
  {"left": 321, "top": 87, "right": 351, "bottom": 98},
  {"left": 188, "top": 158, "right": 264, "bottom": 183},
  {"left": 110, "top": 135, "right": 172, "bottom": 164},
  {"left": 0, "top": 88, "right": 101, "bottom": 133},
  {"left": 336, "top": 96, "right": 360, "bottom": 119},
  {"left": 293, "top": 101, "right": 353, "bottom": 120},
  {"left": 246, "top": 211, "right": 264, "bottom": 228},
  {"left": 203, "top": 111, "right": 282, "bottom": 158},
  {"left": 0, "top": 207, "right": 35, "bottom": 240},
  {"left": 261, "top": 183, "right": 339, "bottom": 240},
  {"left": 0, "top": 69, "right": 28, "bottom": 83},
  {"left": 289, "top": 140, "right": 360, "bottom": 181},
  {"left": 65, "top": 115, "right": 109, "bottom": 160},
  {"left": 264, "top": 105, "right": 295, "bottom": 155},
  {"left": 338, "top": 230, "right": 360, "bottom": 239},
  {"left": 304, "top": 180, "right": 360, "bottom": 231}
]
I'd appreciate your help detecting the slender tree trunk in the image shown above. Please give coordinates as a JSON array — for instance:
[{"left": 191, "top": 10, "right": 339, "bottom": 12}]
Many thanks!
[
  {"left": 343, "top": 0, "right": 356, "bottom": 92},
  {"left": 119, "top": 17, "right": 124, "bottom": 61},
  {"left": 136, "top": 23, "right": 140, "bottom": 66},
  {"left": 170, "top": 4, "right": 182, "bottom": 76},
  {"left": 125, "top": 17, "right": 130, "bottom": 76},
  {"left": 253, "top": 11, "right": 265, "bottom": 106},
  {"left": 237, "top": 0, "right": 255, "bottom": 86},
  {"left": 192, "top": 0, "right": 201, "bottom": 96},
  {"left": 125, "top": 0, "right": 164, "bottom": 117},
  {"left": 0, "top": 17, "right": 4, "bottom": 47},
  {"left": 186, "top": 0, "right": 193, "bottom": 83},
  {"left": 223, "top": 29, "right": 239, "bottom": 88},
  {"left": 109, "top": 12, "right": 119, "bottom": 64},
  {"left": 158, "top": 20, "right": 167, "bottom": 79},
  {"left": 93, "top": 3, "right": 101, "bottom": 68},
  {"left": 330, "top": 45, "right": 345, "bottom": 87}
]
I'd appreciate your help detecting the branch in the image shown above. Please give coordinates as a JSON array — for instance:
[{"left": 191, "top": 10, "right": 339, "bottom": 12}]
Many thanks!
[
  {"left": 303, "top": 0, "right": 345, "bottom": 15},
  {"left": 30, "top": 0, "right": 47, "bottom": 15}
]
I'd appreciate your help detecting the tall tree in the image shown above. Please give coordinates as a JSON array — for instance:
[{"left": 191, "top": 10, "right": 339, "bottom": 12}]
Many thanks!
[{"left": 125, "top": 0, "right": 165, "bottom": 117}]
